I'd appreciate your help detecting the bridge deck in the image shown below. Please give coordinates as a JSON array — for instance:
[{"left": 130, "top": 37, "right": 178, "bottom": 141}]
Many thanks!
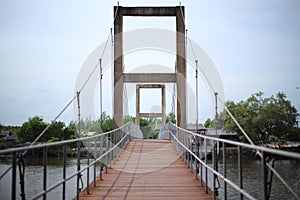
[{"left": 78, "top": 139, "right": 214, "bottom": 200}]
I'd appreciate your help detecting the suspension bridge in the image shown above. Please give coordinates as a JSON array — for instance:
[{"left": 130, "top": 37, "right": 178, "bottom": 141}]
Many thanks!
[{"left": 1, "top": 4, "right": 300, "bottom": 200}]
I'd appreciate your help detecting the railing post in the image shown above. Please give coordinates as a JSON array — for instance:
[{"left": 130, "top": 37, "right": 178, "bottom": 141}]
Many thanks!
[
  {"left": 200, "top": 135, "right": 203, "bottom": 187},
  {"left": 190, "top": 135, "right": 193, "bottom": 172},
  {"left": 223, "top": 142, "right": 227, "bottom": 200},
  {"left": 109, "top": 132, "right": 112, "bottom": 168},
  {"left": 195, "top": 134, "right": 200, "bottom": 180},
  {"left": 120, "top": 129, "right": 125, "bottom": 157},
  {"left": 212, "top": 140, "right": 216, "bottom": 199},
  {"left": 262, "top": 151, "right": 268, "bottom": 200},
  {"left": 111, "top": 131, "right": 114, "bottom": 163},
  {"left": 183, "top": 131, "right": 185, "bottom": 160},
  {"left": 11, "top": 152, "right": 17, "bottom": 200},
  {"left": 76, "top": 140, "right": 81, "bottom": 200},
  {"left": 100, "top": 135, "right": 104, "bottom": 178},
  {"left": 62, "top": 144, "right": 67, "bottom": 200},
  {"left": 76, "top": 91, "right": 82, "bottom": 199},
  {"left": 117, "top": 131, "right": 121, "bottom": 157},
  {"left": 204, "top": 138, "right": 208, "bottom": 194},
  {"left": 43, "top": 147, "right": 48, "bottom": 200},
  {"left": 179, "top": 131, "right": 182, "bottom": 164},
  {"left": 93, "top": 137, "right": 97, "bottom": 187},
  {"left": 113, "top": 131, "right": 116, "bottom": 162},
  {"left": 214, "top": 140, "right": 220, "bottom": 199},
  {"left": 87, "top": 141, "right": 90, "bottom": 194},
  {"left": 178, "top": 129, "right": 180, "bottom": 156},
  {"left": 176, "top": 128, "right": 179, "bottom": 154},
  {"left": 238, "top": 146, "right": 243, "bottom": 200},
  {"left": 105, "top": 134, "right": 108, "bottom": 173},
  {"left": 185, "top": 133, "right": 188, "bottom": 163}
]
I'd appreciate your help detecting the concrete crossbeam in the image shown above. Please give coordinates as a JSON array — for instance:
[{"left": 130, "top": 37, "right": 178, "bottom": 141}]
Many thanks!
[
  {"left": 121, "top": 7, "right": 177, "bottom": 16},
  {"left": 140, "top": 113, "right": 164, "bottom": 118},
  {"left": 123, "top": 73, "right": 176, "bottom": 83}
]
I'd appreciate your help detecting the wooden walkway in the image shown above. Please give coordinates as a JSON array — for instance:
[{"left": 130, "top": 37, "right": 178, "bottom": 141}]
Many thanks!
[{"left": 77, "top": 139, "right": 214, "bottom": 200}]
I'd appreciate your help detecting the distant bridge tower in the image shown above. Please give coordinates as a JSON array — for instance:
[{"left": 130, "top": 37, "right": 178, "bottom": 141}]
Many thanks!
[{"left": 113, "top": 6, "right": 186, "bottom": 128}]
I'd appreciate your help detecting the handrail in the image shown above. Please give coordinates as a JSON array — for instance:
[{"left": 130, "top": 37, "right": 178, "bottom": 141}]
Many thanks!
[
  {"left": 162, "top": 123, "right": 300, "bottom": 200},
  {"left": 0, "top": 122, "right": 130, "bottom": 155},
  {"left": 169, "top": 129, "right": 256, "bottom": 200},
  {"left": 174, "top": 124, "right": 300, "bottom": 160},
  {"left": 0, "top": 122, "right": 138, "bottom": 200}
]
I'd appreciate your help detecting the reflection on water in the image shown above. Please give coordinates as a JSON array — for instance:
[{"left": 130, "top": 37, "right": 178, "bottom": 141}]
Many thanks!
[
  {"left": 0, "top": 156, "right": 299, "bottom": 200},
  {"left": 0, "top": 157, "right": 100, "bottom": 200}
]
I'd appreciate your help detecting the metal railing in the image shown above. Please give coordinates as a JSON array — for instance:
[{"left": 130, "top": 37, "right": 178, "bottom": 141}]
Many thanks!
[
  {"left": 161, "top": 123, "right": 300, "bottom": 200},
  {"left": 0, "top": 122, "right": 140, "bottom": 200}
]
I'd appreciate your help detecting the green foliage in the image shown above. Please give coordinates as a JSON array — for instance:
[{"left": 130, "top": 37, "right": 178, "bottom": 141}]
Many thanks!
[
  {"left": 0, "top": 141, "right": 6, "bottom": 149},
  {"left": 148, "top": 123, "right": 158, "bottom": 139},
  {"left": 204, "top": 114, "right": 225, "bottom": 129},
  {"left": 47, "top": 121, "right": 66, "bottom": 140},
  {"left": 211, "top": 112, "right": 225, "bottom": 129},
  {"left": 204, "top": 118, "right": 212, "bottom": 128},
  {"left": 68, "top": 121, "right": 76, "bottom": 129},
  {"left": 63, "top": 123, "right": 77, "bottom": 140},
  {"left": 86, "top": 112, "right": 113, "bottom": 133},
  {"left": 18, "top": 116, "right": 48, "bottom": 143},
  {"left": 15, "top": 111, "right": 178, "bottom": 143},
  {"left": 47, "top": 137, "right": 60, "bottom": 143},
  {"left": 140, "top": 118, "right": 149, "bottom": 127},
  {"left": 76, "top": 117, "right": 93, "bottom": 131},
  {"left": 223, "top": 92, "right": 299, "bottom": 143},
  {"left": 8, "top": 126, "right": 20, "bottom": 135},
  {"left": 100, "top": 114, "right": 113, "bottom": 132},
  {"left": 124, "top": 115, "right": 158, "bottom": 138},
  {"left": 124, "top": 116, "right": 135, "bottom": 124},
  {"left": 286, "top": 127, "right": 300, "bottom": 141},
  {"left": 17, "top": 116, "right": 76, "bottom": 143},
  {"left": 166, "top": 112, "right": 176, "bottom": 124}
]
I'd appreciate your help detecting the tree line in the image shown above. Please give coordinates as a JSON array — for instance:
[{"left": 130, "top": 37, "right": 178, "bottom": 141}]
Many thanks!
[
  {"left": 1, "top": 91, "right": 299, "bottom": 147},
  {"left": 205, "top": 92, "right": 300, "bottom": 143},
  {"left": 0, "top": 111, "right": 176, "bottom": 148}
]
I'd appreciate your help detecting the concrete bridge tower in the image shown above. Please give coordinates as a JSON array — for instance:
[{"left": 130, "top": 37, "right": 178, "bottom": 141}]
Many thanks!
[{"left": 113, "top": 6, "right": 186, "bottom": 128}]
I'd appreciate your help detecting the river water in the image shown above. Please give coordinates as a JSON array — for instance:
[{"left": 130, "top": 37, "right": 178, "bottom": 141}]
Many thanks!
[
  {"left": 0, "top": 156, "right": 299, "bottom": 199},
  {"left": 204, "top": 158, "right": 300, "bottom": 199},
  {"left": 0, "top": 156, "right": 100, "bottom": 200}
]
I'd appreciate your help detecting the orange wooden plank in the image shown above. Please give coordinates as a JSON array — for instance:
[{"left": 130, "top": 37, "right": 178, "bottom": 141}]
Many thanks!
[{"left": 76, "top": 139, "right": 216, "bottom": 200}]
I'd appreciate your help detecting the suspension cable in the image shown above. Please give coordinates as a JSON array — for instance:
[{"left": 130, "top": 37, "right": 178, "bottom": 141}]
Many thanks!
[
  {"left": 178, "top": 3, "right": 299, "bottom": 198},
  {"left": 0, "top": 4, "right": 117, "bottom": 182},
  {"left": 223, "top": 106, "right": 255, "bottom": 146},
  {"left": 190, "top": 51, "right": 300, "bottom": 200},
  {"left": 0, "top": 1, "right": 120, "bottom": 185},
  {"left": 195, "top": 60, "right": 199, "bottom": 132},
  {"left": 99, "top": 58, "right": 103, "bottom": 130},
  {"left": 77, "top": 91, "right": 81, "bottom": 135},
  {"left": 179, "top": 4, "right": 197, "bottom": 61},
  {"left": 195, "top": 35, "right": 300, "bottom": 200},
  {"left": 111, "top": 27, "right": 114, "bottom": 117},
  {"left": 113, "top": 2, "right": 119, "bottom": 26},
  {"left": 76, "top": 91, "right": 84, "bottom": 193},
  {"left": 171, "top": 62, "right": 176, "bottom": 114},
  {"left": 0, "top": 95, "right": 77, "bottom": 180},
  {"left": 171, "top": 82, "right": 176, "bottom": 114},
  {"left": 124, "top": 82, "right": 128, "bottom": 116}
]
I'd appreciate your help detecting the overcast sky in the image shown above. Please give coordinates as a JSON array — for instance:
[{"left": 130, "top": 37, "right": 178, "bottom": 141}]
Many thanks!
[{"left": 0, "top": 0, "right": 299, "bottom": 126}]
